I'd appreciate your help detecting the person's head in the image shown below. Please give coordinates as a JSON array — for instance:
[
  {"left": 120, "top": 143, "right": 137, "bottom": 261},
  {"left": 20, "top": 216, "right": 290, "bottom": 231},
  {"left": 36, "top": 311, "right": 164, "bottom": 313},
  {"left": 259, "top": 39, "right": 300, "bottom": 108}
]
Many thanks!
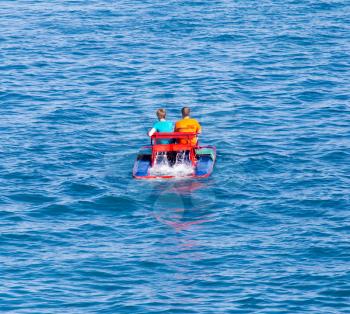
[
  {"left": 156, "top": 108, "right": 166, "bottom": 120},
  {"left": 181, "top": 107, "right": 190, "bottom": 118}
]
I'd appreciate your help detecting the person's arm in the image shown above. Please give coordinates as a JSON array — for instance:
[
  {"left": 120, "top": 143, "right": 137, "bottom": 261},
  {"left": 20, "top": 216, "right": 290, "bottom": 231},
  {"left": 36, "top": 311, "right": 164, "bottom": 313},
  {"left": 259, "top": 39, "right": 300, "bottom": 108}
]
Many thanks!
[{"left": 148, "top": 128, "right": 156, "bottom": 137}]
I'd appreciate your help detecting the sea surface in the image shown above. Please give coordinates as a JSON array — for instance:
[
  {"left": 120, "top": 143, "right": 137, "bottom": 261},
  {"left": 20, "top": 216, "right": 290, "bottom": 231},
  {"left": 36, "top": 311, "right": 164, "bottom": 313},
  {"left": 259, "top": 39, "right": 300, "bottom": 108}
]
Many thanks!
[{"left": 1, "top": 0, "right": 350, "bottom": 313}]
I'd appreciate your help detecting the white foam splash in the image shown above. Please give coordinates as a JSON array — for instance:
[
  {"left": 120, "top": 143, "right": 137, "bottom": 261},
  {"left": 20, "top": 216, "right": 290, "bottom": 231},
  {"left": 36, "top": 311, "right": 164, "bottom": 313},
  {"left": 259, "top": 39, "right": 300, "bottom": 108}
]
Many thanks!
[
  {"left": 149, "top": 151, "right": 194, "bottom": 177},
  {"left": 150, "top": 163, "right": 194, "bottom": 177}
]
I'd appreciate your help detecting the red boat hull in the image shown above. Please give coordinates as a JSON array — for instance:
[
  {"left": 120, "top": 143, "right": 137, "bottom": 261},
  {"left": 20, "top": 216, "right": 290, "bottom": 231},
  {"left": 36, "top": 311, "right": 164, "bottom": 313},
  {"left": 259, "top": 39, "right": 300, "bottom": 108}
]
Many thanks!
[{"left": 133, "top": 145, "right": 216, "bottom": 179}]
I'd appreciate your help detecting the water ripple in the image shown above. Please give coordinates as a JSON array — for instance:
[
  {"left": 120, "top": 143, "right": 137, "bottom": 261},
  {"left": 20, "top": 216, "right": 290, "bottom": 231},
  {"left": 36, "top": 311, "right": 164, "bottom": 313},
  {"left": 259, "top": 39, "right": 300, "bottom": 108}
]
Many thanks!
[{"left": 1, "top": 0, "right": 350, "bottom": 313}]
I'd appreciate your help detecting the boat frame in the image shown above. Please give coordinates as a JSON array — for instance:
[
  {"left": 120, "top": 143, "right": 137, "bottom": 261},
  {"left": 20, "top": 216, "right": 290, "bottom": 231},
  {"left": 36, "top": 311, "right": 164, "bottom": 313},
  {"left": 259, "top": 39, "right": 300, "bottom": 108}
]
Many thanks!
[{"left": 133, "top": 132, "right": 216, "bottom": 179}]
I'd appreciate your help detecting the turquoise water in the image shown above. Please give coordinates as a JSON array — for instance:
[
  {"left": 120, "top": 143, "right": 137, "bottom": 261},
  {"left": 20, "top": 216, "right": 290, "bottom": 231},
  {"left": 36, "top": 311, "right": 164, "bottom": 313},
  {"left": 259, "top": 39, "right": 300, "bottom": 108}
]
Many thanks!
[{"left": 1, "top": 0, "right": 350, "bottom": 313}]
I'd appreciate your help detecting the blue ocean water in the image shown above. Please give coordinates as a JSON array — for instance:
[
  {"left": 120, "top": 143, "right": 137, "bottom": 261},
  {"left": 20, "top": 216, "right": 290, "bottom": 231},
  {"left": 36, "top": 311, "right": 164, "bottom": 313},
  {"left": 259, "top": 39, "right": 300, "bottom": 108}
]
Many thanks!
[{"left": 1, "top": 0, "right": 350, "bottom": 312}]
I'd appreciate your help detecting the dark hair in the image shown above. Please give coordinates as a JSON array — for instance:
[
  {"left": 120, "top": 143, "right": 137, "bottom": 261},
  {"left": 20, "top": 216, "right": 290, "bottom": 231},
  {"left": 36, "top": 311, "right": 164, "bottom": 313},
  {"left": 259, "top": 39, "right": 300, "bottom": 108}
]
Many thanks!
[{"left": 182, "top": 107, "right": 190, "bottom": 117}]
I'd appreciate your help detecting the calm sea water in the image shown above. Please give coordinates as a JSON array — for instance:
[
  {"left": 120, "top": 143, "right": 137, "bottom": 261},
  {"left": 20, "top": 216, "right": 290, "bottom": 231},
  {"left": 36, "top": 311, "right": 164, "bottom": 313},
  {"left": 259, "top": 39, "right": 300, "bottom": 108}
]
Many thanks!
[{"left": 1, "top": 0, "right": 350, "bottom": 313}]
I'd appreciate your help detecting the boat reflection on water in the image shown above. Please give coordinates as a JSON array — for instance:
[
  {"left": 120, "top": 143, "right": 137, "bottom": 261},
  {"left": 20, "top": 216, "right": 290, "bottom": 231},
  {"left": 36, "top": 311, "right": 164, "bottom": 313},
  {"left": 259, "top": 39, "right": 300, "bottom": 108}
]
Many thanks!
[
  {"left": 155, "top": 214, "right": 211, "bottom": 233},
  {"left": 149, "top": 180, "right": 216, "bottom": 232}
]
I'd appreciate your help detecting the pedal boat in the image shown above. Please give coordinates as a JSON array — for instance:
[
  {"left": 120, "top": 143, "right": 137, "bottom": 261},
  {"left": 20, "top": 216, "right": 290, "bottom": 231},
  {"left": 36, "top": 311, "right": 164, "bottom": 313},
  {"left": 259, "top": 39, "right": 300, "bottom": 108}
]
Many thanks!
[{"left": 133, "top": 132, "right": 216, "bottom": 179}]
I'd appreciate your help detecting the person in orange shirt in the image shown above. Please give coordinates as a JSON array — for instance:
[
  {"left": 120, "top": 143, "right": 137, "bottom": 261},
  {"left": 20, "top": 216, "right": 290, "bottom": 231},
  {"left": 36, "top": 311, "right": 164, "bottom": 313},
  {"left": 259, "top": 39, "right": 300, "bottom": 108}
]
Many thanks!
[{"left": 175, "top": 107, "right": 202, "bottom": 145}]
